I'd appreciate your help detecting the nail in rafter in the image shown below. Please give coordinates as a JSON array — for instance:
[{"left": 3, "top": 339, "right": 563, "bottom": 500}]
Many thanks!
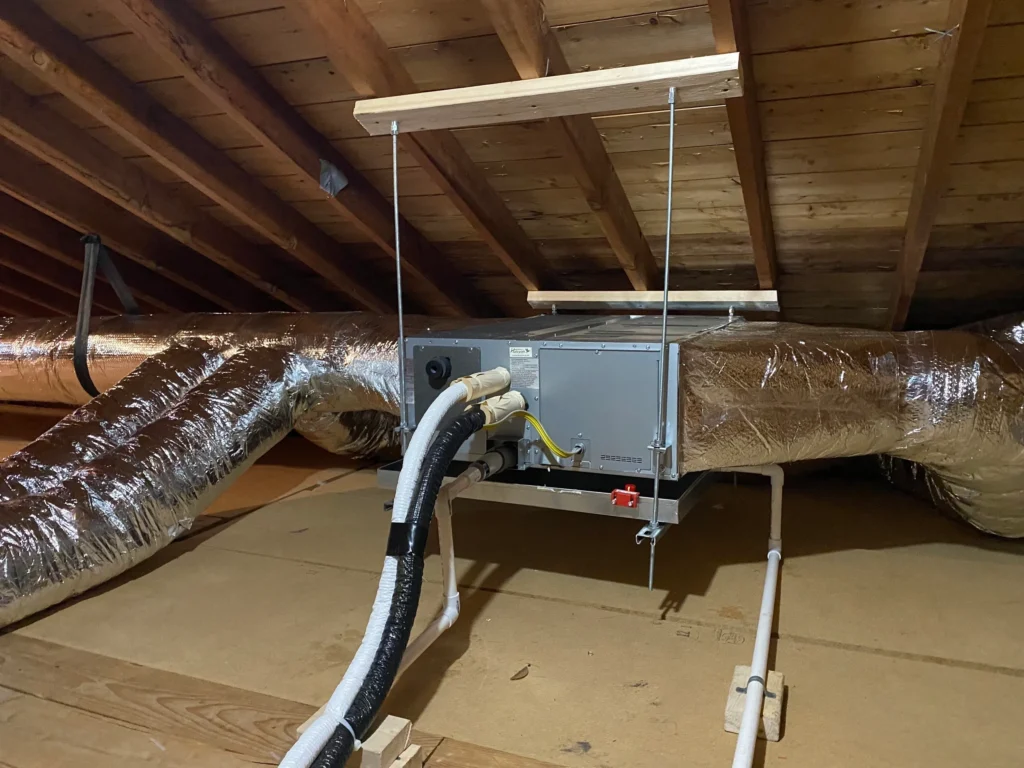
[
  {"left": 887, "top": 0, "right": 994, "bottom": 330},
  {"left": 0, "top": 2, "right": 395, "bottom": 313},
  {"left": 707, "top": 0, "right": 778, "bottom": 291},
  {"left": 479, "top": 0, "right": 659, "bottom": 291},
  {"left": 104, "top": 0, "right": 494, "bottom": 318},
  {"left": 286, "top": 0, "right": 557, "bottom": 293}
]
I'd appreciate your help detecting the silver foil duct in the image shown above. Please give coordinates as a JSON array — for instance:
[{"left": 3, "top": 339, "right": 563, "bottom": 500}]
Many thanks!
[
  {"left": 0, "top": 313, "right": 430, "bottom": 627},
  {"left": 2, "top": 312, "right": 1024, "bottom": 628},
  {"left": 679, "top": 320, "right": 1024, "bottom": 537},
  {"left": 0, "top": 342, "right": 227, "bottom": 502}
]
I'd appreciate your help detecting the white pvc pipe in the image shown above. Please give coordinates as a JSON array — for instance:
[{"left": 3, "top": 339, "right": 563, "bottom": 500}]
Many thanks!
[
  {"left": 723, "top": 465, "right": 784, "bottom": 768},
  {"left": 399, "top": 449, "right": 507, "bottom": 673},
  {"left": 726, "top": 464, "right": 783, "bottom": 552},
  {"left": 732, "top": 549, "right": 781, "bottom": 768},
  {"left": 398, "top": 491, "right": 459, "bottom": 673}
]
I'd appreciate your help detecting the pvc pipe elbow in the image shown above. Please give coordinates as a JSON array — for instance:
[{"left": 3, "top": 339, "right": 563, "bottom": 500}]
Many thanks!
[
  {"left": 452, "top": 367, "right": 511, "bottom": 400},
  {"left": 438, "top": 593, "right": 460, "bottom": 630}
]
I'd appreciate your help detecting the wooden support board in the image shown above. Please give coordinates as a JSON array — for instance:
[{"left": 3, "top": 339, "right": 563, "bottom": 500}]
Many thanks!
[
  {"left": 528, "top": 289, "right": 778, "bottom": 312},
  {"left": 353, "top": 54, "right": 741, "bottom": 134},
  {"left": 724, "top": 665, "right": 785, "bottom": 742}
]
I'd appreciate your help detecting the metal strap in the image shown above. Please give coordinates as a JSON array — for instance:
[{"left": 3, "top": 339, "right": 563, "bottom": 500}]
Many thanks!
[
  {"left": 74, "top": 234, "right": 139, "bottom": 397},
  {"left": 97, "top": 250, "right": 139, "bottom": 314}
]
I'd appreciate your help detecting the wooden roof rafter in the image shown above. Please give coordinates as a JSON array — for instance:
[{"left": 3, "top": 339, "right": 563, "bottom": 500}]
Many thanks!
[
  {"left": 887, "top": 0, "right": 995, "bottom": 330},
  {"left": 0, "top": 141, "right": 256, "bottom": 313},
  {"left": 0, "top": 286, "right": 57, "bottom": 318},
  {"left": 103, "top": 0, "right": 494, "bottom": 318},
  {"left": 0, "top": 255, "right": 79, "bottom": 315},
  {"left": 285, "top": 0, "right": 557, "bottom": 294},
  {"left": 0, "top": 77, "right": 329, "bottom": 311},
  {"left": 707, "top": 0, "right": 778, "bottom": 291},
  {"left": 470, "top": 0, "right": 710, "bottom": 291},
  {"left": 0, "top": 1, "right": 396, "bottom": 314},
  {"left": 0, "top": 232, "right": 124, "bottom": 314}
]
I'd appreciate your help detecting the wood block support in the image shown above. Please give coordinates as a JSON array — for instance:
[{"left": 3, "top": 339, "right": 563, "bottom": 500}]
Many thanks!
[
  {"left": 361, "top": 715, "right": 413, "bottom": 768},
  {"left": 393, "top": 744, "right": 424, "bottom": 768},
  {"left": 528, "top": 289, "right": 778, "bottom": 312},
  {"left": 724, "top": 665, "right": 785, "bottom": 742},
  {"left": 296, "top": 712, "right": 421, "bottom": 768}
]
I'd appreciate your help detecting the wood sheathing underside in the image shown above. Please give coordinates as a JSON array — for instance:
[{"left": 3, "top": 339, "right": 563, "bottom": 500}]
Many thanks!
[{"left": 0, "top": 0, "right": 1021, "bottom": 328}]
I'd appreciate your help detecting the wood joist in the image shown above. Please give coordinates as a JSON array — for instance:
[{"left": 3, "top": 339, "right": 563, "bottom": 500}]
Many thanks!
[
  {"left": 103, "top": 0, "right": 494, "bottom": 318},
  {"left": 0, "top": 1, "right": 394, "bottom": 314},
  {"left": 0, "top": 142, "right": 250, "bottom": 313},
  {"left": 287, "top": 0, "right": 558, "bottom": 293},
  {"left": 708, "top": 0, "right": 778, "bottom": 291},
  {"left": 480, "top": 0, "right": 660, "bottom": 291},
  {"left": 0, "top": 0, "right": 1017, "bottom": 326},
  {"left": 887, "top": 0, "right": 995, "bottom": 329},
  {"left": 0, "top": 232, "right": 124, "bottom": 314}
]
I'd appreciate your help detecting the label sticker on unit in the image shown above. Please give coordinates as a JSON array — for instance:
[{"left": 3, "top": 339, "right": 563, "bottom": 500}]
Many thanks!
[
  {"left": 404, "top": 355, "right": 415, "bottom": 414},
  {"left": 509, "top": 346, "right": 539, "bottom": 388}
]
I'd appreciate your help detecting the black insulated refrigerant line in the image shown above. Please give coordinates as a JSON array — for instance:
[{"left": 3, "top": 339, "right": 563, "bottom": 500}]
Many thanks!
[{"left": 311, "top": 408, "right": 490, "bottom": 768}]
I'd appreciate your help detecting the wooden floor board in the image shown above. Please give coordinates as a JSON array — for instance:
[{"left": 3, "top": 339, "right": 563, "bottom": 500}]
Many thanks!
[{"left": 0, "top": 633, "right": 537, "bottom": 767}]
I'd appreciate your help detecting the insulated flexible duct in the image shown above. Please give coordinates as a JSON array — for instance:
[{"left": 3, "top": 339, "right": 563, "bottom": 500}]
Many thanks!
[
  {"left": 0, "top": 313, "right": 458, "bottom": 453},
  {"left": 0, "top": 314, "right": 448, "bottom": 628},
  {"left": 0, "top": 341, "right": 226, "bottom": 502},
  {"left": 2, "top": 312, "right": 1024, "bottom": 630},
  {"left": 678, "top": 318, "right": 1024, "bottom": 536}
]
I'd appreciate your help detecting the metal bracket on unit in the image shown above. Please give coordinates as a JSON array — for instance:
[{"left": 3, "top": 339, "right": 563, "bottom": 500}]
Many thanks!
[{"left": 635, "top": 521, "right": 669, "bottom": 546}]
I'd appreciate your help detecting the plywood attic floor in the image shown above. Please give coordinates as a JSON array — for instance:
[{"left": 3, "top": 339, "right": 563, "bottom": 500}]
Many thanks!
[{"left": 2, "top": 419, "right": 1024, "bottom": 767}]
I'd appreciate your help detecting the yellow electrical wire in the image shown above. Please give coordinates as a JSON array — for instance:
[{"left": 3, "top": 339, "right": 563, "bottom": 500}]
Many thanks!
[{"left": 486, "top": 410, "right": 580, "bottom": 459}]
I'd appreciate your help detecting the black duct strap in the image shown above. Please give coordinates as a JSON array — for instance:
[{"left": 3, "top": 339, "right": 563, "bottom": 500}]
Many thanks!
[
  {"left": 75, "top": 235, "right": 139, "bottom": 397},
  {"left": 386, "top": 521, "right": 430, "bottom": 557}
]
